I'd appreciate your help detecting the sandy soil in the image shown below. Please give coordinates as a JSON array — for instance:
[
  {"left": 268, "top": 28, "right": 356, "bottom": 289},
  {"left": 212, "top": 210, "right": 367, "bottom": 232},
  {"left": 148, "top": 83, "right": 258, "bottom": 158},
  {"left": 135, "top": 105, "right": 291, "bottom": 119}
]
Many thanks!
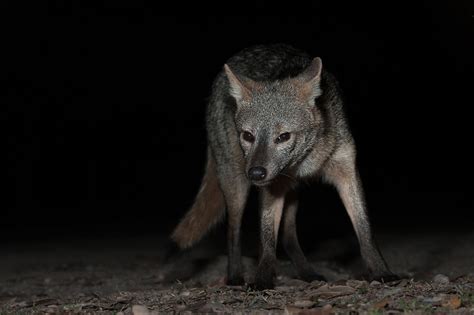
[{"left": 1, "top": 229, "right": 473, "bottom": 314}]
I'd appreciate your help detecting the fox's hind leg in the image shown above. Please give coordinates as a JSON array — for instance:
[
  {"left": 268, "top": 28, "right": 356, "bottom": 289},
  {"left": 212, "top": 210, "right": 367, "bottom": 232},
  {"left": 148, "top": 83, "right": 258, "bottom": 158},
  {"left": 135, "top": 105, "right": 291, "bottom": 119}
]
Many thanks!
[
  {"left": 323, "top": 145, "right": 398, "bottom": 282},
  {"left": 282, "top": 190, "right": 326, "bottom": 282},
  {"left": 217, "top": 165, "right": 250, "bottom": 285}
]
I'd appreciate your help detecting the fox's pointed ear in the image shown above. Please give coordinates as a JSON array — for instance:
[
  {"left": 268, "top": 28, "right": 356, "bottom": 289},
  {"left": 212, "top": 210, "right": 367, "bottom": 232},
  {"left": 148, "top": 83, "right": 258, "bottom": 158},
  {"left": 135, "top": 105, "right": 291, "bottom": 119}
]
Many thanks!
[
  {"left": 224, "top": 64, "right": 254, "bottom": 102},
  {"left": 299, "top": 57, "right": 323, "bottom": 101}
]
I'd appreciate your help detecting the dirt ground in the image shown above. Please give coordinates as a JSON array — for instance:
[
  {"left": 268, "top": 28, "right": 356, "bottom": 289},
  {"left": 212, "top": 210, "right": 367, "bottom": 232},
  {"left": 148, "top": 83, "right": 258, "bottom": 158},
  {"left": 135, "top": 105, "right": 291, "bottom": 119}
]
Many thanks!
[{"left": 1, "top": 229, "right": 473, "bottom": 314}]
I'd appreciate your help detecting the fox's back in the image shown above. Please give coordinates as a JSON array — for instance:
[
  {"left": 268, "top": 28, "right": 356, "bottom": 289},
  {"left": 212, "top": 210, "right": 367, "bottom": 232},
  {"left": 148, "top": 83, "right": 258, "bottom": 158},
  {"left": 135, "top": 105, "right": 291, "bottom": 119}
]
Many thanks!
[{"left": 225, "top": 44, "right": 312, "bottom": 81}]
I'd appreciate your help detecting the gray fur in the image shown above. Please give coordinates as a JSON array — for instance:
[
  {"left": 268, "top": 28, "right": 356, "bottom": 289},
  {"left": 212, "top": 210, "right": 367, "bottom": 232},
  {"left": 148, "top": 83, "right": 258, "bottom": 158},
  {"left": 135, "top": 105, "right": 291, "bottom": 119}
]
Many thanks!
[{"left": 177, "top": 44, "right": 397, "bottom": 289}]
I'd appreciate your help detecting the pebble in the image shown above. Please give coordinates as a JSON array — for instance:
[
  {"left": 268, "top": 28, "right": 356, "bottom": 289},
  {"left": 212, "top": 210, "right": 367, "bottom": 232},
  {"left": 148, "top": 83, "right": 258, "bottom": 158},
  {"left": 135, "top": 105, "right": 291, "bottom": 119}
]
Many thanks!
[
  {"left": 433, "top": 274, "right": 450, "bottom": 284},
  {"left": 423, "top": 296, "right": 443, "bottom": 304},
  {"left": 180, "top": 290, "right": 191, "bottom": 297},
  {"left": 370, "top": 280, "right": 381, "bottom": 286},
  {"left": 132, "top": 305, "right": 150, "bottom": 315}
]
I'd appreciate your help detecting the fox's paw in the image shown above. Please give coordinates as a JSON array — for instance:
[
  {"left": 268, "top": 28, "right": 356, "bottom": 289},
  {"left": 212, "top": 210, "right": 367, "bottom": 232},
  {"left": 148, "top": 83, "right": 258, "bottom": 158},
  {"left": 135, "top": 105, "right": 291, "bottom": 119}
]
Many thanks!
[
  {"left": 369, "top": 272, "right": 400, "bottom": 283},
  {"left": 299, "top": 271, "right": 327, "bottom": 283},
  {"left": 248, "top": 279, "right": 274, "bottom": 291},
  {"left": 226, "top": 276, "right": 245, "bottom": 286},
  {"left": 252, "top": 261, "right": 276, "bottom": 290},
  {"left": 250, "top": 272, "right": 275, "bottom": 290}
]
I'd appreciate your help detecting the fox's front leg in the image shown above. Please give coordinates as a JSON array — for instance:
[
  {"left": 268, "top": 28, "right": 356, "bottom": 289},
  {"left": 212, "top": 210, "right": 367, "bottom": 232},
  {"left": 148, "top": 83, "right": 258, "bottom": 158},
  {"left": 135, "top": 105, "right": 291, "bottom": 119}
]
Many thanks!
[
  {"left": 253, "top": 187, "right": 285, "bottom": 290},
  {"left": 324, "top": 146, "right": 398, "bottom": 282},
  {"left": 221, "top": 171, "right": 250, "bottom": 286}
]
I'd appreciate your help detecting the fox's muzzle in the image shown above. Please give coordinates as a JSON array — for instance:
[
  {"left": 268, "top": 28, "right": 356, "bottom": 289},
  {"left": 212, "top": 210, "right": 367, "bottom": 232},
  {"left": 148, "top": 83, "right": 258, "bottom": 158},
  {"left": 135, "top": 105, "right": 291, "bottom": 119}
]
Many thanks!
[
  {"left": 246, "top": 137, "right": 271, "bottom": 183},
  {"left": 244, "top": 132, "right": 289, "bottom": 185},
  {"left": 248, "top": 166, "right": 267, "bottom": 181}
]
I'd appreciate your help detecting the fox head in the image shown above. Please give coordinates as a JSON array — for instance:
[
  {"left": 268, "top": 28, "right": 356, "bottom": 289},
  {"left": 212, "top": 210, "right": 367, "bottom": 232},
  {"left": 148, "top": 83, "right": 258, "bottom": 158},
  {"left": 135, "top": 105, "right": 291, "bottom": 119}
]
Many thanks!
[{"left": 224, "top": 58, "right": 324, "bottom": 186}]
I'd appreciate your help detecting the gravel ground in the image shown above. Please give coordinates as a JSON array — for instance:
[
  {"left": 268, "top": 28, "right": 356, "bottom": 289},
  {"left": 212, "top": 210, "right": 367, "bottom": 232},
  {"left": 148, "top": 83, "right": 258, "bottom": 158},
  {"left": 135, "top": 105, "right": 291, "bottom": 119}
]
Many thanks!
[{"left": 1, "top": 230, "right": 473, "bottom": 314}]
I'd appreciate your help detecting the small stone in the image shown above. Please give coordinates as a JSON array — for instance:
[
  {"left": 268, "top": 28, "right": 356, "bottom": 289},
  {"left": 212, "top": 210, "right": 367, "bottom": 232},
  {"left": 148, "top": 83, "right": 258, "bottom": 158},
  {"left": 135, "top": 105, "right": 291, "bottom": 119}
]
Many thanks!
[
  {"left": 433, "top": 274, "right": 450, "bottom": 284},
  {"left": 370, "top": 280, "right": 381, "bottom": 286},
  {"left": 311, "top": 284, "right": 355, "bottom": 299},
  {"left": 293, "top": 300, "right": 315, "bottom": 308},
  {"left": 180, "top": 291, "right": 191, "bottom": 297},
  {"left": 132, "top": 305, "right": 150, "bottom": 315},
  {"left": 423, "top": 296, "right": 443, "bottom": 304},
  {"left": 17, "top": 301, "right": 32, "bottom": 308}
]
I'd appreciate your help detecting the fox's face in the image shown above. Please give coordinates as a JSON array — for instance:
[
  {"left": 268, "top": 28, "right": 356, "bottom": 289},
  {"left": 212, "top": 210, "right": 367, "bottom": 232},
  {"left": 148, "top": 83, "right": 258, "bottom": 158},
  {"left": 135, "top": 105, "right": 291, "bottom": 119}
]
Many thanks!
[{"left": 224, "top": 58, "right": 323, "bottom": 186}]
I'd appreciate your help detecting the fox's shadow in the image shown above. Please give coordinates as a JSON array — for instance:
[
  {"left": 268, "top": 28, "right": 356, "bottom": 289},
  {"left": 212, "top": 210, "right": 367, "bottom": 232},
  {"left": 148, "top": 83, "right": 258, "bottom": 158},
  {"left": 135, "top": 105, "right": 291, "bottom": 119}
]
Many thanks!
[{"left": 158, "top": 234, "right": 376, "bottom": 286}]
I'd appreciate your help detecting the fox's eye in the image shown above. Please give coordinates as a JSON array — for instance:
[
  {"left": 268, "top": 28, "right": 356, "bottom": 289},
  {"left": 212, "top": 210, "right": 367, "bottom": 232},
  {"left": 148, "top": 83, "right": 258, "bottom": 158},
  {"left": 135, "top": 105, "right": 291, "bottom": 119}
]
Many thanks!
[
  {"left": 242, "top": 131, "right": 255, "bottom": 143},
  {"left": 275, "top": 132, "right": 291, "bottom": 143}
]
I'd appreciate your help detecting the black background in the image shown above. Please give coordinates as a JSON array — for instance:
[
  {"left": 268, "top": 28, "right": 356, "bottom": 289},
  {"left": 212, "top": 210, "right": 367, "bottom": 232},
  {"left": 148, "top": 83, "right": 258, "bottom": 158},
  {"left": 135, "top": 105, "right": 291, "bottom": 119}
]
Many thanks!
[{"left": 3, "top": 3, "right": 473, "bottom": 243}]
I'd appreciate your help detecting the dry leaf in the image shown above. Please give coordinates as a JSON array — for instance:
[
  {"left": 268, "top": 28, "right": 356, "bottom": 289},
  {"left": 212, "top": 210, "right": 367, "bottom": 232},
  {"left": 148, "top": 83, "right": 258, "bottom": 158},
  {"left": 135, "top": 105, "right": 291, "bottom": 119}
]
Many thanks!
[
  {"left": 372, "top": 298, "right": 391, "bottom": 310},
  {"left": 442, "top": 294, "right": 461, "bottom": 309},
  {"left": 33, "top": 298, "right": 58, "bottom": 306},
  {"left": 311, "top": 284, "right": 355, "bottom": 299}
]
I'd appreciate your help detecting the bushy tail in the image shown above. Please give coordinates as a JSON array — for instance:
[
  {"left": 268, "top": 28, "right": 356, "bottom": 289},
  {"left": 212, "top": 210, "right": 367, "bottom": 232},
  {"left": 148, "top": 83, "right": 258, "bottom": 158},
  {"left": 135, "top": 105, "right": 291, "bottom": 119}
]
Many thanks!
[{"left": 171, "top": 149, "right": 225, "bottom": 249}]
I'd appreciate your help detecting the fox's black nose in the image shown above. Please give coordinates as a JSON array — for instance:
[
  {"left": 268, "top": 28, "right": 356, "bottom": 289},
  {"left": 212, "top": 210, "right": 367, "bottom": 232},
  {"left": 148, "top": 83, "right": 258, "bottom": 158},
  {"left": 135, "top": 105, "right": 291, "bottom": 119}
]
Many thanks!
[{"left": 248, "top": 166, "right": 267, "bottom": 181}]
